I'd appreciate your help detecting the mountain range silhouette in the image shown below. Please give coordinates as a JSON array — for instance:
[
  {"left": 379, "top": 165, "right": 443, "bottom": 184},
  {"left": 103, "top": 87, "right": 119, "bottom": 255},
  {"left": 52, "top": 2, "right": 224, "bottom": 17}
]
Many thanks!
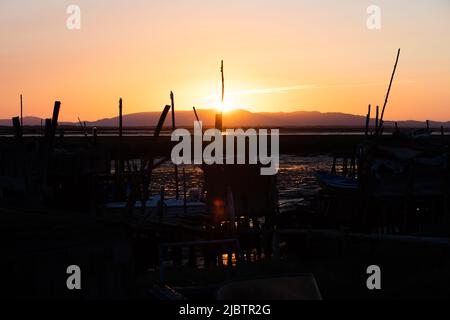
[{"left": 1, "top": 109, "right": 448, "bottom": 128}]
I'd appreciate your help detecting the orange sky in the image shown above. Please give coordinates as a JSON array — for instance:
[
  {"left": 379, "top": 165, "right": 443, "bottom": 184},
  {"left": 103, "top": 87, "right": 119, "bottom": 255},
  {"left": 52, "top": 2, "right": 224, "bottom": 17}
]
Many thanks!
[{"left": 1, "top": 0, "right": 449, "bottom": 121}]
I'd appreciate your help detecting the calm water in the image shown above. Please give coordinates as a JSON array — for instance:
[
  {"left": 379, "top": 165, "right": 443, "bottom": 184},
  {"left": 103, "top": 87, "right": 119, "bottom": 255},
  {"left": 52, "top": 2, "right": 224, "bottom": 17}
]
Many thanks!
[{"left": 148, "top": 154, "right": 336, "bottom": 212}]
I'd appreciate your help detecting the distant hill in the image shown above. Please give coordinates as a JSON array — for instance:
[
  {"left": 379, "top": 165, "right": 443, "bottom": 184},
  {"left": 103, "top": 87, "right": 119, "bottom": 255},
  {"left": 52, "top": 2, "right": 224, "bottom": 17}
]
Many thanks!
[
  {"left": 0, "top": 116, "right": 44, "bottom": 126},
  {"left": 1, "top": 109, "right": 448, "bottom": 128}
]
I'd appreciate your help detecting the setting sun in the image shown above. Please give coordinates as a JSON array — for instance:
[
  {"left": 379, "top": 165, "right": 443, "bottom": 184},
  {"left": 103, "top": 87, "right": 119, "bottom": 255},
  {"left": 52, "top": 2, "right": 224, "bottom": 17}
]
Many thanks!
[
  {"left": 213, "top": 94, "right": 237, "bottom": 112},
  {"left": 216, "top": 101, "right": 237, "bottom": 112}
]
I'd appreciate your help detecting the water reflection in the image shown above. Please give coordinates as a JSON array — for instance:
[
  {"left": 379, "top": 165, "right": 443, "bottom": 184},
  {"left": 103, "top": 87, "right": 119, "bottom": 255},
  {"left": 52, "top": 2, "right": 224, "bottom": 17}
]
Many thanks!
[{"left": 133, "top": 154, "right": 337, "bottom": 211}]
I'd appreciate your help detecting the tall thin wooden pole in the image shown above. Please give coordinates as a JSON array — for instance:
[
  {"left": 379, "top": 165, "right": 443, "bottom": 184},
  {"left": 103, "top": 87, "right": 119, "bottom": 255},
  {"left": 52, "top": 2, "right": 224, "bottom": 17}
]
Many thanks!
[
  {"left": 221, "top": 60, "right": 225, "bottom": 105},
  {"left": 170, "top": 91, "right": 175, "bottom": 129},
  {"left": 171, "top": 91, "right": 179, "bottom": 200},
  {"left": 119, "top": 98, "right": 123, "bottom": 138},
  {"left": 119, "top": 98, "right": 123, "bottom": 175},
  {"left": 379, "top": 48, "right": 401, "bottom": 130},
  {"left": 215, "top": 60, "right": 224, "bottom": 131},
  {"left": 365, "top": 104, "right": 371, "bottom": 137},
  {"left": 375, "top": 105, "right": 379, "bottom": 135},
  {"left": 118, "top": 98, "right": 123, "bottom": 187},
  {"left": 20, "top": 94, "right": 23, "bottom": 127}
]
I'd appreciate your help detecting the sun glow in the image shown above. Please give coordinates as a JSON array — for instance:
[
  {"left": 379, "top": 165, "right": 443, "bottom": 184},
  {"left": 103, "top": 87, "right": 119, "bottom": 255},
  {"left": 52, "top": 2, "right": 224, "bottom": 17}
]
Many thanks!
[
  {"left": 214, "top": 97, "right": 237, "bottom": 112},
  {"left": 217, "top": 102, "right": 236, "bottom": 112}
]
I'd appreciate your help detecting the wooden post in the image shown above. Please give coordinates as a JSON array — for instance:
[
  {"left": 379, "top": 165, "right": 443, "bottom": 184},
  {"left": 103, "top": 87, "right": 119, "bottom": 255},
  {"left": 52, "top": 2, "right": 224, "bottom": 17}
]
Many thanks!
[
  {"left": 155, "top": 105, "right": 171, "bottom": 137},
  {"left": 221, "top": 60, "right": 225, "bottom": 105},
  {"left": 119, "top": 98, "right": 123, "bottom": 175},
  {"left": 78, "top": 117, "right": 87, "bottom": 136},
  {"left": 92, "top": 127, "right": 98, "bottom": 145},
  {"left": 375, "top": 105, "right": 379, "bottom": 135},
  {"left": 170, "top": 91, "right": 179, "bottom": 200},
  {"left": 365, "top": 104, "right": 371, "bottom": 137},
  {"left": 221, "top": 59, "right": 225, "bottom": 131},
  {"left": 49, "top": 101, "right": 60, "bottom": 145},
  {"left": 215, "top": 114, "right": 222, "bottom": 131},
  {"left": 20, "top": 94, "right": 23, "bottom": 127},
  {"left": 193, "top": 106, "right": 200, "bottom": 122},
  {"left": 44, "top": 118, "right": 52, "bottom": 139},
  {"left": 51, "top": 101, "right": 60, "bottom": 135},
  {"left": 119, "top": 98, "right": 123, "bottom": 138},
  {"left": 170, "top": 91, "right": 175, "bottom": 130},
  {"left": 12, "top": 116, "right": 22, "bottom": 140},
  {"left": 219, "top": 60, "right": 225, "bottom": 132}
]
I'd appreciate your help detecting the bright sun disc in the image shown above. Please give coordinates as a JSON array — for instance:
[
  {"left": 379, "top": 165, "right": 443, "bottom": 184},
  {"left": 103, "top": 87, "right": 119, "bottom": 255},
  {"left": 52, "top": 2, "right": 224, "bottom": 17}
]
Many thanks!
[{"left": 216, "top": 101, "right": 236, "bottom": 112}]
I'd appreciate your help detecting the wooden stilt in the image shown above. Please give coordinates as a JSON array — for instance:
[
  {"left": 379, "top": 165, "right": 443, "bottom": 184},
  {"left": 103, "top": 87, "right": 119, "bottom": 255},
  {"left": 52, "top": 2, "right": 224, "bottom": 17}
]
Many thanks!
[
  {"left": 119, "top": 98, "right": 123, "bottom": 175},
  {"left": 170, "top": 91, "right": 179, "bottom": 200},
  {"left": 50, "top": 101, "right": 60, "bottom": 140},
  {"left": 193, "top": 106, "right": 200, "bottom": 122},
  {"left": 365, "top": 104, "right": 371, "bottom": 137},
  {"left": 375, "top": 105, "right": 379, "bottom": 135},
  {"left": 12, "top": 116, "right": 22, "bottom": 140},
  {"left": 20, "top": 94, "right": 23, "bottom": 127}
]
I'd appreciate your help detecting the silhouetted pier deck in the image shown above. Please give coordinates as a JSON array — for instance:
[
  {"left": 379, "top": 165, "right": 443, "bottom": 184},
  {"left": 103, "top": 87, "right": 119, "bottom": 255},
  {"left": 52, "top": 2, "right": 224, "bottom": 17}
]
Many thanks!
[{"left": 3, "top": 133, "right": 439, "bottom": 156}]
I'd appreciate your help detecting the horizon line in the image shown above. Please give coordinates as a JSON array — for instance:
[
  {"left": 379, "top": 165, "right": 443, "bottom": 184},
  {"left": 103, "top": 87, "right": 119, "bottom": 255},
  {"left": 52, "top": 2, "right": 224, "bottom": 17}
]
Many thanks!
[{"left": 1, "top": 108, "right": 449, "bottom": 124}]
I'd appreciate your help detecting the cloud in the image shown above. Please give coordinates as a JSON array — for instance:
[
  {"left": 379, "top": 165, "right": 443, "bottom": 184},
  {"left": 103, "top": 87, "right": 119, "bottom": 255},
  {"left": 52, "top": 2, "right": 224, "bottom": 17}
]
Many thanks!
[
  {"left": 199, "top": 79, "right": 415, "bottom": 101},
  {"left": 321, "top": 79, "right": 415, "bottom": 89},
  {"left": 200, "top": 84, "right": 317, "bottom": 101}
]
